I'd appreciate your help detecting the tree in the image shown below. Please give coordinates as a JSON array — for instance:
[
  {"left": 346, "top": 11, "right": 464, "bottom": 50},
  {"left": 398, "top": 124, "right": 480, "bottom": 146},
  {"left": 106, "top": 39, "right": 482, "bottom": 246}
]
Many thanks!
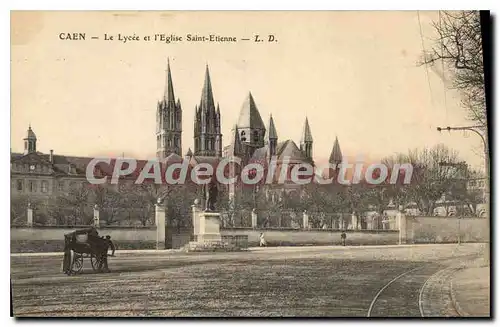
[
  {"left": 11, "top": 195, "right": 29, "bottom": 226},
  {"left": 390, "top": 144, "right": 465, "bottom": 216},
  {"left": 447, "top": 168, "right": 485, "bottom": 216},
  {"left": 47, "top": 184, "right": 93, "bottom": 226},
  {"left": 92, "top": 185, "right": 125, "bottom": 226},
  {"left": 420, "top": 11, "right": 486, "bottom": 126}
]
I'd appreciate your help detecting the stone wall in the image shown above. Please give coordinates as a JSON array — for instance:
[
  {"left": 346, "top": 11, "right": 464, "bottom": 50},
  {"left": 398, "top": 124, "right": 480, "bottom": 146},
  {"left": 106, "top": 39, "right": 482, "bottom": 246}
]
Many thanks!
[
  {"left": 11, "top": 225, "right": 198, "bottom": 252},
  {"left": 405, "top": 216, "right": 489, "bottom": 244},
  {"left": 221, "top": 228, "right": 399, "bottom": 247},
  {"left": 10, "top": 225, "right": 399, "bottom": 252}
]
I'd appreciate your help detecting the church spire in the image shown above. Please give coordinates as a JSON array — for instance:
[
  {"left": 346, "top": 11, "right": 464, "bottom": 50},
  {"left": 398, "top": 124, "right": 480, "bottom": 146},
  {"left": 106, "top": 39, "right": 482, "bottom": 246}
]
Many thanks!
[
  {"left": 300, "top": 117, "right": 313, "bottom": 143},
  {"left": 266, "top": 115, "right": 278, "bottom": 158},
  {"left": 200, "top": 64, "right": 215, "bottom": 113},
  {"left": 267, "top": 114, "right": 278, "bottom": 140},
  {"left": 228, "top": 124, "right": 243, "bottom": 157},
  {"left": 300, "top": 117, "right": 313, "bottom": 161},
  {"left": 156, "top": 59, "right": 182, "bottom": 159},
  {"left": 329, "top": 136, "right": 343, "bottom": 164},
  {"left": 164, "top": 58, "right": 175, "bottom": 105},
  {"left": 194, "top": 64, "right": 221, "bottom": 157}
]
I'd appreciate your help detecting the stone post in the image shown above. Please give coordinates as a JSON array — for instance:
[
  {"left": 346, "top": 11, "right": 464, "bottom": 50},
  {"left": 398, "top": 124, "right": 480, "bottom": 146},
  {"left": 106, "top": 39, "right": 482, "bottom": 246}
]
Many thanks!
[
  {"left": 27, "top": 202, "right": 33, "bottom": 227},
  {"left": 397, "top": 206, "right": 407, "bottom": 245},
  {"left": 351, "top": 212, "right": 358, "bottom": 230},
  {"left": 192, "top": 199, "right": 201, "bottom": 241},
  {"left": 93, "top": 204, "right": 100, "bottom": 228},
  {"left": 251, "top": 208, "right": 258, "bottom": 229},
  {"left": 303, "top": 210, "right": 309, "bottom": 229},
  {"left": 155, "top": 198, "right": 166, "bottom": 250}
]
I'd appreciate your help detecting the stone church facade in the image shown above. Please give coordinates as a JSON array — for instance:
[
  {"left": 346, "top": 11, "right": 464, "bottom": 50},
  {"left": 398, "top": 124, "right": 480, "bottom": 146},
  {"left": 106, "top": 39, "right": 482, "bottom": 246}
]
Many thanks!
[
  {"left": 157, "top": 60, "right": 344, "bottom": 198},
  {"left": 11, "top": 59, "right": 344, "bottom": 201}
]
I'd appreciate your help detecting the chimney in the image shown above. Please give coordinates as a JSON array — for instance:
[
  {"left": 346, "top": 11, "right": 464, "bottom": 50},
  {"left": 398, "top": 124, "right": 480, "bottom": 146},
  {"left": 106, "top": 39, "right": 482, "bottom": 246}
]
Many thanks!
[{"left": 49, "top": 150, "right": 54, "bottom": 163}]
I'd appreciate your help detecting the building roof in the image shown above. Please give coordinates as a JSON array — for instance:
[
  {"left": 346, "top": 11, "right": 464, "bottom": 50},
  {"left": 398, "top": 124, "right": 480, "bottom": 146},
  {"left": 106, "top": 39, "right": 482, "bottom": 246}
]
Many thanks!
[
  {"left": 237, "top": 92, "right": 266, "bottom": 130},
  {"left": 164, "top": 152, "right": 183, "bottom": 164},
  {"left": 277, "top": 140, "right": 308, "bottom": 163},
  {"left": 190, "top": 155, "right": 220, "bottom": 167}
]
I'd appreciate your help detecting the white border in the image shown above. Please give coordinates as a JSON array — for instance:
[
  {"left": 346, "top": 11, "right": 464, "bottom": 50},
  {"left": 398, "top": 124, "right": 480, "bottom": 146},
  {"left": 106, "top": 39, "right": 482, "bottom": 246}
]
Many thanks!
[{"left": 3, "top": 2, "right": 498, "bottom": 326}]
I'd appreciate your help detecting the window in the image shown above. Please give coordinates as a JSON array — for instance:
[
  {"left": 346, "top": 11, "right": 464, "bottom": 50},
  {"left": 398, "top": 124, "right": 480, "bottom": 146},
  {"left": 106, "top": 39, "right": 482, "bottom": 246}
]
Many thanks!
[
  {"left": 29, "top": 180, "right": 36, "bottom": 192},
  {"left": 253, "top": 130, "right": 259, "bottom": 142},
  {"left": 41, "top": 180, "right": 48, "bottom": 193},
  {"left": 241, "top": 131, "right": 247, "bottom": 142},
  {"left": 16, "top": 180, "right": 23, "bottom": 191},
  {"left": 58, "top": 181, "right": 65, "bottom": 191}
]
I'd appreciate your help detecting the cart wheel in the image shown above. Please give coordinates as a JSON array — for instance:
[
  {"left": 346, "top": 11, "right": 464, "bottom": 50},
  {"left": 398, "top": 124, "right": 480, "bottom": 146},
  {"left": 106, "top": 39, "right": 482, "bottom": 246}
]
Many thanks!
[
  {"left": 70, "top": 254, "right": 84, "bottom": 274},
  {"left": 91, "top": 254, "right": 104, "bottom": 272}
]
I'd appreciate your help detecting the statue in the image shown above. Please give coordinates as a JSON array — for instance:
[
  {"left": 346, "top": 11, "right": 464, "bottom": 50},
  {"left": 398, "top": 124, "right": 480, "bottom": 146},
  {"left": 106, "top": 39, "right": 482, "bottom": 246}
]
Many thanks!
[{"left": 204, "top": 180, "right": 218, "bottom": 212}]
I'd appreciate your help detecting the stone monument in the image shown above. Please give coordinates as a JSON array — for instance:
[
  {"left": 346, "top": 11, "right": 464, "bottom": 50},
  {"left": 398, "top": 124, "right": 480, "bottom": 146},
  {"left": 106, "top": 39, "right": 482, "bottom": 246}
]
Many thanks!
[{"left": 185, "top": 181, "right": 225, "bottom": 251}]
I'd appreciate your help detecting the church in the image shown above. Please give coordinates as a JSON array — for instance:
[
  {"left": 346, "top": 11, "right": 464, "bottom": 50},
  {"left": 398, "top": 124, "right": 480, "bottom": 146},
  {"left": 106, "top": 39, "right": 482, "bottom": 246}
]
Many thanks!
[
  {"left": 11, "top": 59, "right": 344, "bottom": 201},
  {"left": 156, "top": 59, "right": 344, "bottom": 197}
]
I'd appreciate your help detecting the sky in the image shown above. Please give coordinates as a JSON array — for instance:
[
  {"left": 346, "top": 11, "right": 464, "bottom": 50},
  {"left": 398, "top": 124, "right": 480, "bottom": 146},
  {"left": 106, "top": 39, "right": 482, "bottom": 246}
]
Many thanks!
[{"left": 10, "top": 11, "right": 485, "bottom": 170}]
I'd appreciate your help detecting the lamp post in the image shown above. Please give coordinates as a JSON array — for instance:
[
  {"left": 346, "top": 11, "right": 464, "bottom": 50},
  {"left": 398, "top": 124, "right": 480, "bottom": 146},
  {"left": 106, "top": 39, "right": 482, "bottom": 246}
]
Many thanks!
[{"left": 437, "top": 125, "right": 489, "bottom": 261}]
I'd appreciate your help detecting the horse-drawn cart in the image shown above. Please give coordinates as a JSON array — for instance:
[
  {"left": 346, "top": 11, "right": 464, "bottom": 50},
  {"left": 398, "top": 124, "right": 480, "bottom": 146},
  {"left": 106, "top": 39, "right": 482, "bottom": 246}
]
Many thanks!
[{"left": 62, "top": 227, "right": 112, "bottom": 275}]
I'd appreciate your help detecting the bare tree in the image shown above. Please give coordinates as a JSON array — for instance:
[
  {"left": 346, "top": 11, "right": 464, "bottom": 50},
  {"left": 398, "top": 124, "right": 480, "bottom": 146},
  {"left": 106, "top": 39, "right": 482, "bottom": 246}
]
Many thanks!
[
  {"left": 52, "top": 184, "right": 93, "bottom": 225},
  {"left": 419, "top": 11, "right": 486, "bottom": 126},
  {"left": 400, "top": 144, "right": 465, "bottom": 215}
]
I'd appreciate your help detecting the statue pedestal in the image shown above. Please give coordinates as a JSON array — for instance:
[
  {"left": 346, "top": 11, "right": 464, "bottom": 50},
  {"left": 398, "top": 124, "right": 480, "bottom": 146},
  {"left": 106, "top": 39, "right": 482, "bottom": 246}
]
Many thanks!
[
  {"left": 197, "top": 211, "right": 222, "bottom": 242},
  {"left": 185, "top": 210, "right": 231, "bottom": 252}
]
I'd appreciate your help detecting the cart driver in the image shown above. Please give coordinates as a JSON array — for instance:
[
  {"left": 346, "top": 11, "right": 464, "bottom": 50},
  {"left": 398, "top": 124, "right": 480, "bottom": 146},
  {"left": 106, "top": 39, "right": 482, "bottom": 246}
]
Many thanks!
[{"left": 101, "top": 235, "right": 115, "bottom": 272}]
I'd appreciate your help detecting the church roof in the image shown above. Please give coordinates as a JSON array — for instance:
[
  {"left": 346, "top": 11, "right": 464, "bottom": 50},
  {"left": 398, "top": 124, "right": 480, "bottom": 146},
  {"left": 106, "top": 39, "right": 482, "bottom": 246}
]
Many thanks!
[
  {"left": 164, "top": 152, "right": 183, "bottom": 164},
  {"left": 277, "top": 140, "right": 308, "bottom": 162},
  {"left": 237, "top": 92, "right": 266, "bottom": 130},
  {"left": 249, "top": 146, "right": 268, "bottom": 163},
  {"left": 191, "top": 155, "right": 220, "bottom": 167}
]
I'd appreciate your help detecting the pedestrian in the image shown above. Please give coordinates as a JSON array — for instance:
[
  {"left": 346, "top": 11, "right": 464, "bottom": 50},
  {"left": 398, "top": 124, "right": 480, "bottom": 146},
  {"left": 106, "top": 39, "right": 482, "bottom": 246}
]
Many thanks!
[
  {"left": 62, "top": 233, "right": 76, "bottom": 275},
  {"left": 259, "top": 232, "right": 267, "bottom": 247},
  {"left": 102, "top": 235, "right": 115, "bottom": 272},
  {"left": 341, "top": 231, "right": 347, "bottom": 246}
]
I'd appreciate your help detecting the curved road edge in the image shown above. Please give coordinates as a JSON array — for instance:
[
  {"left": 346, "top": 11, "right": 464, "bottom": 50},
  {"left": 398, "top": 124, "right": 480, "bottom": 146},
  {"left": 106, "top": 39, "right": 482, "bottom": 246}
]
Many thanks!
[{"left": 419, "top": 256, "right": 489, "bottom": 317}]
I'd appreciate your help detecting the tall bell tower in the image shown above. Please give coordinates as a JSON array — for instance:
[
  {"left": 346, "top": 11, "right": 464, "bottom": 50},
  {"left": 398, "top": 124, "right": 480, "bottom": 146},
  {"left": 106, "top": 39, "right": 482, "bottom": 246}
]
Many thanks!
[{"left": 156, "top": 58, "right": 182, "bottom": 159}]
